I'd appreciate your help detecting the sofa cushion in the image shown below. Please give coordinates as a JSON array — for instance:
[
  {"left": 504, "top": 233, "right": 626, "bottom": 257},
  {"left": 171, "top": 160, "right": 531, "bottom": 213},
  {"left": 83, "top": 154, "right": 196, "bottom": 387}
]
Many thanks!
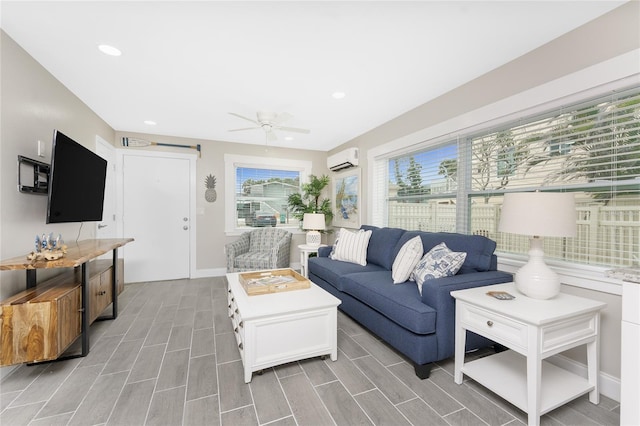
[
  {"left": 392, "top": 236, "right": 423, "bottom": 284},
  {"left": 308, "top": 256, "right": 387, "bottom": 291},
  {"left": 331, "top": 228, "right": 372, "bottom": 266},
  {"left": 394, "top": 231, "right": 496, "bottom": 273},
  {"left": 340, "top": 271, "right": 436, "bottom": 335},
  {"left": 361, "top": 225, "right": 406, "bottom": 269},
  {"left": 412, "top": 242, "right": 467, "bottom": 295}
]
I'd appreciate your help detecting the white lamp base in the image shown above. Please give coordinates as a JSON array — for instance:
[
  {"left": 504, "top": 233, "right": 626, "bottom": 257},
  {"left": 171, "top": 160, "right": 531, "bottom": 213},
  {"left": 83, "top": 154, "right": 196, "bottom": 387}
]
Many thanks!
[
  {"left": 306, "top": 230, "right": 321, "bottom": 247},
  {"left": 515, "top": 237, "right": 561, "bottom": 300}
]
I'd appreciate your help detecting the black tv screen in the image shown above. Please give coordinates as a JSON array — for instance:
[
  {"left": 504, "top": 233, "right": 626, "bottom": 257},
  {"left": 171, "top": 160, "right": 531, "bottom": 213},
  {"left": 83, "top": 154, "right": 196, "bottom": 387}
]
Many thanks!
[{"left": 46, "top": 130, "right": 107, "bottom": 223}]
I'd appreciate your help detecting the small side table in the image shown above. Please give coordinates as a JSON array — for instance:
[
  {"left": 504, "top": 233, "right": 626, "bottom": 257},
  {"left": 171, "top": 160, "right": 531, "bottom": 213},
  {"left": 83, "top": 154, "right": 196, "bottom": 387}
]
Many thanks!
[
  {"left": 451, "top": 282, "right": 606, "bottom": 426},
  {"left": 298, "top": 244, "right": 326, "bottom": 278}
]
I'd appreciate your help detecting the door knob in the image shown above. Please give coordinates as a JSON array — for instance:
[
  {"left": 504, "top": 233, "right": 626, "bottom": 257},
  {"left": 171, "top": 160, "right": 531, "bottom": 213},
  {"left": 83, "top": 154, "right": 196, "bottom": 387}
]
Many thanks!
[
  {"left": 183, "top": 217, "right": 188, "bottom": 221},
  {"left": 183, "top": 226, "right": 189, "bottom": 230},
  {"left": 98, "top": 224, "right": 108, "bottom": 229}
]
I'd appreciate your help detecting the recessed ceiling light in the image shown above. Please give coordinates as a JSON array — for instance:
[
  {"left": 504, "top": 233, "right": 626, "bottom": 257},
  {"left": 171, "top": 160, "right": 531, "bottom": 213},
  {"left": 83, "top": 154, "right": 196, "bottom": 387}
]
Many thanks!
[
  {"left": 332, "top": 91, "right": 346, "bottom": 100},
  {"left": 144, "top": 120, "right": 157, "bottom": 126},
  {"left": 284, "top": 136, "right": 294, "bottom": 141},
  {"left": 98, "top": 44, "right": 122, "bottom": 56}
]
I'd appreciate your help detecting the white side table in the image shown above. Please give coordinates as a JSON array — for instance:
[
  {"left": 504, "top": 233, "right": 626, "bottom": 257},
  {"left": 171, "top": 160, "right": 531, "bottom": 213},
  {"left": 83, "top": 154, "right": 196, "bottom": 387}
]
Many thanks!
[
  {"left": 298, "top": 244, "right": 326, "bottom": 278},
  {"left": 451, "top": 282, "right": 606, "bottom": 426}
]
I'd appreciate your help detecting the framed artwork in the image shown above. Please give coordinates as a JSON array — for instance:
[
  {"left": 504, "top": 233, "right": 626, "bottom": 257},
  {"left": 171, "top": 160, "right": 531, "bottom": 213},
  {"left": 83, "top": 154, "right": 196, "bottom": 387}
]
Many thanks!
[{"left": 332, "top": 168, "right": 361, "bottom": 229}]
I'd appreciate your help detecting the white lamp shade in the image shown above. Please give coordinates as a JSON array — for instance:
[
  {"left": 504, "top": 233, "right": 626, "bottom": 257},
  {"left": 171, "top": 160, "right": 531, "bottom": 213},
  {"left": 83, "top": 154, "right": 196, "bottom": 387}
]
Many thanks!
[
  {"left": 303, "top": 213, "right": 326, "bottom": 231},
  {"left": 498, "top": 192, "right": 576, "bottom": 238}
]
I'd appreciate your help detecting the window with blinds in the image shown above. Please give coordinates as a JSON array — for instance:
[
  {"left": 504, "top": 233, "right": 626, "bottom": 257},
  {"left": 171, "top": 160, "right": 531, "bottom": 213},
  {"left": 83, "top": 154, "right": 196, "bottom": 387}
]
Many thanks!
[
  {"left": 377, "top": 86, "right": 639, "bottom": 268},
  {"left": 469, "top": 88, "right": 640, "bottom": 267}
]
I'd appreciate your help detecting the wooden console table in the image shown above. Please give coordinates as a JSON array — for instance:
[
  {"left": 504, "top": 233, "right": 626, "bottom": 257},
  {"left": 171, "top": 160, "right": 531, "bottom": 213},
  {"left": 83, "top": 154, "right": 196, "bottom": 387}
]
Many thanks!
[{"left": 0, "top": 238, "right": 133, "bottom": 365}]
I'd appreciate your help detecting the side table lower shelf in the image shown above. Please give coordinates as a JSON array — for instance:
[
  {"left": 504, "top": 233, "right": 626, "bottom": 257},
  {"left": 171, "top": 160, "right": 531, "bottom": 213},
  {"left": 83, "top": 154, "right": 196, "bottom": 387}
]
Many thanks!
[{"left": 462, "top": 350, "right": 593, "bottom": 414}]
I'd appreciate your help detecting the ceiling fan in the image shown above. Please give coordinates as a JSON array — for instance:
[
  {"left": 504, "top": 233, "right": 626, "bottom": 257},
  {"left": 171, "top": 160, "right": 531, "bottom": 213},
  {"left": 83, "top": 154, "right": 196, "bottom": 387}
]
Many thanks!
[{"left": 228, "top": 111, "right": 310, "bottom": 141}]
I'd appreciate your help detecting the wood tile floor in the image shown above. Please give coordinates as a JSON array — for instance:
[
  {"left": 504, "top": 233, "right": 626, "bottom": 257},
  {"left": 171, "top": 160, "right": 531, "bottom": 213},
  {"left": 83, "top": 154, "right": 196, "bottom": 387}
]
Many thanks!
[{"left": 0, "top": 277, "right": 620, "bottom": 426}]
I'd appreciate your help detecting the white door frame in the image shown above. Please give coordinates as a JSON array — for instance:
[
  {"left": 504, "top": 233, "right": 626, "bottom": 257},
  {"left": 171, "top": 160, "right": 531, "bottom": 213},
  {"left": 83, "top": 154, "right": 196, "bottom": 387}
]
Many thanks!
[
  {"left": 116, "top": 149, "right": 197, "bottom": 279},
  {"left": 95, "top": 136, "right": 116, "bottom": 239}
]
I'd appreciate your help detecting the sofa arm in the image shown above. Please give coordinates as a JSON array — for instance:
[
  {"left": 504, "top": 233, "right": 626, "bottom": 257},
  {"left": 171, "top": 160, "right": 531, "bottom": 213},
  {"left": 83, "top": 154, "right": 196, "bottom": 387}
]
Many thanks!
[
  {"left": 225, "top": 233, "right": 251, "bottom": 272},
  {"left": 318, "top": 246, "right": 332, "bottom": 257},
  {"left": 421, "top": 270, "right": 513, "bottom": 358}
]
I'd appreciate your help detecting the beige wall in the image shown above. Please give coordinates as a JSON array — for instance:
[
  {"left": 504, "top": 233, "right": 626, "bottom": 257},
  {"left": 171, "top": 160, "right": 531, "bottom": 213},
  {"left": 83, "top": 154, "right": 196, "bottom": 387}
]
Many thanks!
[
  {"left": 0, "top": 31, "right": 115, "bottom": 300},
  {"left": 113, "top": 131, "right": 329, "bottom": 272},
  {"left": 326, "top": 2, "right": 639, "bottom": 388}
]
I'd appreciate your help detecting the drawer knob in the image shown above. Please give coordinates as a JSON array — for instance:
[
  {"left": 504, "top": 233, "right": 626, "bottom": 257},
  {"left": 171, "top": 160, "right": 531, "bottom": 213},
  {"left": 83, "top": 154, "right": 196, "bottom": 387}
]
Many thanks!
[
  {"left": 234, "top": 327, "right": 238, "bottom": 333},
  {"left": 235, "top": 308, "right": 239, "bottom": 314},
  {"left": 239, "top": 321, "right": 244, "bottom": 328},
  {"left": 238, "top": 342, "right": 243, "bottom": 350},
  {"left": 230, "top": 314, "right": 234, "bottom": 319},
  {"left": 487, "top": 320, "right": 494, "bottom": 327}
]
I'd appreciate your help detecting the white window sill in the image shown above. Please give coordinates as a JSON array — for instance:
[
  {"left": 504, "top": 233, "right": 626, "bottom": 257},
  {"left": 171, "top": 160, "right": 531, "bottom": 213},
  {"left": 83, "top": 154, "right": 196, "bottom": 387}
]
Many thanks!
[{"left": 497, "top": 253, "right": 624, "bottom": 296}]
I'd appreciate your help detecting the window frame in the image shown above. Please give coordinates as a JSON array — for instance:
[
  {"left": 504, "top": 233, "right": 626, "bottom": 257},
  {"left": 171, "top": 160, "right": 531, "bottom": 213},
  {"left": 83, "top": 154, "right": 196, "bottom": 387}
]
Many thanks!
[
  {"left": 224, "top": 154, "right": 312, "bottom": 235},
  {"left": 367, "top": 52, "right": 639, "bottom": 295}
]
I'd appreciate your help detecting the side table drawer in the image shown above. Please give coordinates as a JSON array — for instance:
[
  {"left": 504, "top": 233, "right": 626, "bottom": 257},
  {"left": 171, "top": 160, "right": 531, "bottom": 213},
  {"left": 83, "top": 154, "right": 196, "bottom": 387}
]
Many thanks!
[{"left": 458, "top": 303, "right": 528, "bottom": 351}]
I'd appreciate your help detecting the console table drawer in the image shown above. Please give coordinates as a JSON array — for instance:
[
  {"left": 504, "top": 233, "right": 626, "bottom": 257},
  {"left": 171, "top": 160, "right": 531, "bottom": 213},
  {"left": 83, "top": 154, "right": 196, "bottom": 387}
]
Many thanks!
[{"left": 458, "top": 303, "right": 528, "bottom": 351}]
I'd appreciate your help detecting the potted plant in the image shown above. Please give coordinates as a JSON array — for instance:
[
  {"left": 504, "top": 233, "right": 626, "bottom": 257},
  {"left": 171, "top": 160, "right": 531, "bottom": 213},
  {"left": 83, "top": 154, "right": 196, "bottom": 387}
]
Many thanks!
[{"left": 287, "top": 174, "right": 333, "bottom": 229}]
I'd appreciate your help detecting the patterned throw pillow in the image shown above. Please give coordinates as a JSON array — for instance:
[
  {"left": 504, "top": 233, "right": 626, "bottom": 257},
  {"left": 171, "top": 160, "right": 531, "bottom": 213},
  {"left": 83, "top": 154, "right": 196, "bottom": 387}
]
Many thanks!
[
  {"left": 391, "top": 236, "right": 423, "bottom": 284},
  {"left": 412, "top": 242, "right": 467, "bottom": 295},
  {"left": 331, "top": 228, "right": 372, "bottom": 266}
]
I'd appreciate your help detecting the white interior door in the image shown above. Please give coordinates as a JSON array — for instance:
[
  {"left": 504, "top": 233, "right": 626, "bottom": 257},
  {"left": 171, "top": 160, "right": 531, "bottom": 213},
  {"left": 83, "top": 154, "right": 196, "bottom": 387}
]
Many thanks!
[
  {"left": 95, "top": 137, "right": 116, "bottom": 239},
  {"left": 122, "top": 153, "right": 192, "bottom": 283}
]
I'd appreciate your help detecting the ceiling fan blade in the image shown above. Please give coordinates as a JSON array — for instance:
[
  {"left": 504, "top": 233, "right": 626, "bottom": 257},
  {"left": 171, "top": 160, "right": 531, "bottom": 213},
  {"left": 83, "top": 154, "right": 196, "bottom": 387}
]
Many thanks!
[
  {"left": 228, "top": 127, "right": 260, "bottom": 132},
  {"left": 228, "top": 112, "right": 258, "bottom": 125},
  {"left": 274, "top": 112, "right": 293, "bottom": 124},
  {"left": 277, "top": 126, "right": 310, "bottom": 134}
]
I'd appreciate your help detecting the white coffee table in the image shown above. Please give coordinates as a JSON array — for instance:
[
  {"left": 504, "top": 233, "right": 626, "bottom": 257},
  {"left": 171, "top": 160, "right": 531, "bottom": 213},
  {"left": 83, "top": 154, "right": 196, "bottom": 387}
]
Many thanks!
[
  {"left": 451, "top": 282, "right": 606, "bottom": 426},
  {"left": 226, "top": 269, "right": 341, "bottom": 383}
]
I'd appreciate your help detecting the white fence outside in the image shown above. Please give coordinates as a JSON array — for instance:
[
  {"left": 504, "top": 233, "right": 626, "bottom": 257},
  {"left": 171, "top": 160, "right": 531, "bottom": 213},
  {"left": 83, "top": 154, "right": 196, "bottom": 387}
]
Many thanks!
[{"left": 388, "top": 202, "right": 640, "bottom": 267}]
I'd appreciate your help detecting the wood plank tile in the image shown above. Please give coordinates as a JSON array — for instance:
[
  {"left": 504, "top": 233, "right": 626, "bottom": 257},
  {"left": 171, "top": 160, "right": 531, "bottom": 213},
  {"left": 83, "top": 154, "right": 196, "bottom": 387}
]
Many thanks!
[
  {"left": 191, "top": 328, "right": 215, "bottom": 357},
  {"left": 36, "top": 364, "right": 102, "bottom": 418},
  {"left": 218, "top": 360, "right": 253, "bottom": 412},
  {"left": 354, "top": 389, "right": 411, "bottom": 426},
  {"left": 146, "top": 386, "right": 186, "bottom": 426},
  {"left": 127, "top": 344, "right": 166, "bottom": 383},
  {"left": 338, "top": 329, "right": 369, "bottom": 359},
  {"left": 388, "top": 362, "right": 462, "bottom": 416},
  {"left": 194, "top": 310, "right": 214, "bottom": 330},
  {"left": 187, "top": 354, "right": 218, "bottom": 401},
  {"left": 250, "top": 369, "right": 291, "bottom": 424},
  {"left": 144, "top": 320, "right": 173, "bottom": 346},
  {"left": 396, "top": 397, "right": 450, "bottom": 426},
  {"left": 106, "top": 379, "right": 155, "bottom": 426},
  {"left": 215, "top": 332, "right": 241, "bottom": 363},
  {"left": 299, "top": 357, "right": 337, "bottom": 386},
  {"left": 167, "top": 324, "right": 193, "bottom": 351},
  {"left": 279, "top": 373, "right": 333, "bottom": 425},
  {"left": 353, "top": 356, "right": 416, "bottom": 404},
  {"left": 325, "top": 349, "right": 375, "bottom": 395},
  {"left": 101, "top": 338, "right": 144, "bottom": 375},
  {"left": 9, "top": 358, "right": 80, "bottom": 406},
  {"left": 221, "top": 405, "right": 258, "bottom": 426},
  {"left": 351, "top": 332, "right": 403, "bottom": 366},
  {"left": 0, "top": 402, "right": 45, "bottom": 425},
  {"left": 316, "top": 380, "right": 374, "bottom": 425},
  {"left": 67, "top": 371, "right": 128, "bottom": 426},
  {"left": 156, "top": 348, "right": 190, "bottom": 391},
  {"left": 184, "top": 395, "right": 220, "bottom": 426}
]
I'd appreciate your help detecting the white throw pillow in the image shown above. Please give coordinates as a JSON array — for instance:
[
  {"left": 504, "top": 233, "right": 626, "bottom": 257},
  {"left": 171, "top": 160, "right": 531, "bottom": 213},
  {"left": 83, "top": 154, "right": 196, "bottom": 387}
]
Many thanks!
[
  {"left": 412, "top": 242, "right": 467, "bottom": 295},
  {"left": 391, "top": 236, "right": 423, "bottom": 284},
  {"left": 331, "top": 228, "right": 372, "bottom": 266}
]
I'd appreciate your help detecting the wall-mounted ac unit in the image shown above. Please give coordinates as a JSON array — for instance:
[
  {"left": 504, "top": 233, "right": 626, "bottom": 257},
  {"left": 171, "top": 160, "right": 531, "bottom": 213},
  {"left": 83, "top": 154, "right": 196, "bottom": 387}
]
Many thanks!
[{"left": 327, "top": 147, "right": 359, "bottom": 172}]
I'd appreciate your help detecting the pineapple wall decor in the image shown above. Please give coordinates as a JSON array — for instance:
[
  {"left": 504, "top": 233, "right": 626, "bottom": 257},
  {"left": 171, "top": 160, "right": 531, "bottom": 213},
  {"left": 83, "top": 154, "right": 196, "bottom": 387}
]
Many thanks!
[{"left": 205, "top": 174, "right": 217, "bottom": 202}]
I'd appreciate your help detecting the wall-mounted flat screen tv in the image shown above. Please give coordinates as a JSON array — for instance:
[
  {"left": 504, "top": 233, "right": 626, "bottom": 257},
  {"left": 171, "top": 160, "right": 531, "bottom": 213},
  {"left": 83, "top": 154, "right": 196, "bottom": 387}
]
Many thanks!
[{"left": 46, "top": 130, "right": 107, "bottom": 223}]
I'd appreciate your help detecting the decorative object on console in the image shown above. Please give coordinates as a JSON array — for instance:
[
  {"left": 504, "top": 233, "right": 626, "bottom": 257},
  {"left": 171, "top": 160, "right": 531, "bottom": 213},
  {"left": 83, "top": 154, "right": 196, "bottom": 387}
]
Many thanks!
[
  {"left": 498, "top": 191, "right": 576, "bottom": 299},
  {"left": 28, "top": 233, "right": 67, "bottom": 261},
  {"left": 303, "top": 213, "right": 325, "bottom": 246}
]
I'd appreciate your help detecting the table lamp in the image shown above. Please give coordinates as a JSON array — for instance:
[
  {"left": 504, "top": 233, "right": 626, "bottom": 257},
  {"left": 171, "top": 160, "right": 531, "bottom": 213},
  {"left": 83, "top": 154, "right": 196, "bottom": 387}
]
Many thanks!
[
  {"left": 303, "top": 213, "right": 325, "bottom": 247},
  {"left": 498, "top": 191, "right": 576, "bottom": 299}
]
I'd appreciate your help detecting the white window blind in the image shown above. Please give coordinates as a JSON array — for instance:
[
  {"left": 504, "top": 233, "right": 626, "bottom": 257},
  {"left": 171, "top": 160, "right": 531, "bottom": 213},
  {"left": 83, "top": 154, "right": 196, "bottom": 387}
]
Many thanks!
[
  {"left": 385, "top": 143, "right": 459, "bottom": 232},
  {"left": 373, "top": 86, "right": 639, "bottom": 268},
  {"left": 469, "top": 88, "right": 640, "bottom": 267}
]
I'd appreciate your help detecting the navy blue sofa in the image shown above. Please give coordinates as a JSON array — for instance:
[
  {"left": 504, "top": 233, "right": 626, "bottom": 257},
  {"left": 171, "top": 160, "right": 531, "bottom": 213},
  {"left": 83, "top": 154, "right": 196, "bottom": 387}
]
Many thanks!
[{"left": 308, "top": 225, "right": 513, "bottom": 378}]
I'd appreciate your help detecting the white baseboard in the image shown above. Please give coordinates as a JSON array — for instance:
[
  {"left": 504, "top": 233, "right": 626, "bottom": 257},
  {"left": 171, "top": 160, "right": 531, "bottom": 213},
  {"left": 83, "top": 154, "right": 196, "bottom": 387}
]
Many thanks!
[{"left": 548, "top": 353, "right": 620, "bottom": 402}]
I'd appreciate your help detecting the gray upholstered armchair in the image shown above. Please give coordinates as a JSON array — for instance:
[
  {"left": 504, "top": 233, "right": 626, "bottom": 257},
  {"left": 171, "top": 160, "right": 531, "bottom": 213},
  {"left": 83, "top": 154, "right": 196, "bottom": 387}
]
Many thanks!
[{"left": 225, "top": 228, "right": 292, "bottom": 272}]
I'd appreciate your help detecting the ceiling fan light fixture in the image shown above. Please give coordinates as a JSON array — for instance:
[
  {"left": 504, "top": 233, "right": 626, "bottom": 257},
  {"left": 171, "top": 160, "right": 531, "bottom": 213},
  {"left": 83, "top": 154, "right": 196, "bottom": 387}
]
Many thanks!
[{"left": 332, "top": 91, "right": 346, "bottom": 100}]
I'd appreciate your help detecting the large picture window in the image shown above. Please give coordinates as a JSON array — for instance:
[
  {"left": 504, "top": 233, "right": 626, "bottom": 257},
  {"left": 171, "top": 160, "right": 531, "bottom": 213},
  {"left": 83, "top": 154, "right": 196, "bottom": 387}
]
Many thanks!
[
  {"left": 375, "top": 86, "right": 640, "bottom": 268},
  {"left": 224, "top": 155, "right": 312, "bottom": 234}
]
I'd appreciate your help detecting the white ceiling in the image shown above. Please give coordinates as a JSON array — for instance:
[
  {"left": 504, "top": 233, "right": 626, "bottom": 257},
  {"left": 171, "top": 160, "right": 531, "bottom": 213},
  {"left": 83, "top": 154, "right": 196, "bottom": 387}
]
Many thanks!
[{"left": 0, "top": 1, "right": 626, "bottom": 151}]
